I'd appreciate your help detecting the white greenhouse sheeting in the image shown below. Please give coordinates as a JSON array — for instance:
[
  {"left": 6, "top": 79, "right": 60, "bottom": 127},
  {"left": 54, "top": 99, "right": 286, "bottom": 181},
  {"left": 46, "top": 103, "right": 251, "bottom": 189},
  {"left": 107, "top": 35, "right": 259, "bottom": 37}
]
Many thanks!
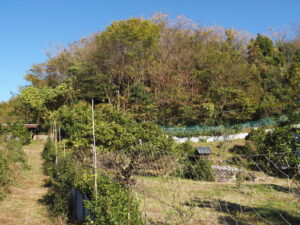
[
  {"left": 172, "top": 133, "right": 249, "bottom": 143},
  {"left": 172, "top": 124, "right": 300, "bottom": 143}
]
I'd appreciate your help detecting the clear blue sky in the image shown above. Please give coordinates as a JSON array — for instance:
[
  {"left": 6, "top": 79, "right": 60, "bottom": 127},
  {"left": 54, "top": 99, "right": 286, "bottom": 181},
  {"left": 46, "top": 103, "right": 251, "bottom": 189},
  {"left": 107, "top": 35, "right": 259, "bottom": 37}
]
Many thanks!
[{"left": 0, "top": 0, "right": 299, "bottom": 102}]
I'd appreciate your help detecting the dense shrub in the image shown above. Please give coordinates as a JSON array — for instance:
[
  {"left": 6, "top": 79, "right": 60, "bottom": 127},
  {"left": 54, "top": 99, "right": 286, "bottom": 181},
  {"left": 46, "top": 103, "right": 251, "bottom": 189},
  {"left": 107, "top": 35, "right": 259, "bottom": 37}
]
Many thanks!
[
  {"left": 0, "top": 125, "right": 8, "bottom": 135},
  {"left": 42, "top": 138, "right": 77, "bottom": 216},
  {"left": 48, "top": 156, "right": 77, "bottom": 216},
  {"left": 6, "top": 139, "right": 26, "bottom": 166},
  {"left": 0, "top": 138, "right": 26, "bottom": 200},
  {"left": 0, "top": 150, "right": 10, "bottom": 200},
  {"left": 11, "top": 122, "right": 32, "bottom": 145},
  {"left": 181, "top": 157, "right": 215, "bottom": 181},
  {"left": 41, "top": 138, "right": 56, "bottom": 176},
  {"left": 241, "top": 126, "right": 300, "bottom": 178},
  {"left": 42, "top": 138, "right": 143, "bottom": 224},
  {"left": 176, "top": 142, "right": 194, "bottom": 154},
  {"left": 79, "top": 175, "right": 142, "bottom": 225},
  {"left": 175, "top": 142, "right": 215, "bottom": 181}
]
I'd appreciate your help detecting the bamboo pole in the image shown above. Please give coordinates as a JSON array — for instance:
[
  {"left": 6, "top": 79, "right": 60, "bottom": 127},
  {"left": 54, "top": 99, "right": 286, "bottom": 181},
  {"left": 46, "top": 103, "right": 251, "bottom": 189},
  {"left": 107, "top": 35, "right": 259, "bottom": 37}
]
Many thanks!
[
  {"left": 58, "top": 124, "right": 61, "bottom": 143},
  {"left": 54, "top": 121, "right": 58, "bottom": 165},
  {"left": 63, "top": 142, "right": 66, "bottom": 158},
  {"left": 58, "top": 124, "right": 62, "bottom": 158},
  {"left": 128, "top": 186, "right": 131, "bottom": 225},
  {"left": 92, "top": 99, "right": 98, "bottom": 199}
]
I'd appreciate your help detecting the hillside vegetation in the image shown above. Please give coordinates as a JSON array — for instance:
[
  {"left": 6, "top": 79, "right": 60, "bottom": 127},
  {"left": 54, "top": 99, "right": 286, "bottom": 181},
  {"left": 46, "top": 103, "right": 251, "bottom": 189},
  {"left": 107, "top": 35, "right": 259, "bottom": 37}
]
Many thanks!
[
  {"left": 1, "top": 14, "right": 300, "bottom": 225},
  {"left": 0, "top": 123, "right": 31, "bottom": 200},
  {"left": 11, "top": 14, "right": 300, "bottom": 127}
]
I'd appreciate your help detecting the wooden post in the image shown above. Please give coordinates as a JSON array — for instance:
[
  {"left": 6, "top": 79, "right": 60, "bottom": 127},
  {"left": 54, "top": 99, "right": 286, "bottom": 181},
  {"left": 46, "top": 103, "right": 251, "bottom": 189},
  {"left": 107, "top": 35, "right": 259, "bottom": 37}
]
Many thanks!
[
  {"left": 128, "top": 186, "right": 131, "bottom": 225},
  {"left": 58, "top": 124, "right": 62, "bottom": 159},
  {"left": 58, "top": 124, "right": 61, "bottom": 143},
  {"left": 92, "top": 99, "right": 98, "bottom": 199},
  {"left": 54, "top": 121, "right": 58, "bottom": 165},
  {"left": 63, "top": 141, "right": 66, "bottom": 158},
  {"left": 117, "top": 90, "right": 120, "bottom": 111},
  {"left": 51, "top": 122, "right": 54, "bottom": 142}
]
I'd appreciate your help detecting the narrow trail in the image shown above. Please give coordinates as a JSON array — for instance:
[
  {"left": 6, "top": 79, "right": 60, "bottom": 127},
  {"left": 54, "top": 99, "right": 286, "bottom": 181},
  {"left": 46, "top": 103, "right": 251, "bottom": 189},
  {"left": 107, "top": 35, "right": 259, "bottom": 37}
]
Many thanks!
[{"left": 0, "top": 141, "right": 54, "bottom": 225}]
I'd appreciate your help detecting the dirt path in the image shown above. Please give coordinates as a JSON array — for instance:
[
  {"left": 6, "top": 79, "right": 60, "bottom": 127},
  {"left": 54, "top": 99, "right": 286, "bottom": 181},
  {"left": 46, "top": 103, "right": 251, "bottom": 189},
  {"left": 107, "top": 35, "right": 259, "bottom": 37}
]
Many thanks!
[{"left": 0, "top": 142, "right": 54, "bottom": 225}]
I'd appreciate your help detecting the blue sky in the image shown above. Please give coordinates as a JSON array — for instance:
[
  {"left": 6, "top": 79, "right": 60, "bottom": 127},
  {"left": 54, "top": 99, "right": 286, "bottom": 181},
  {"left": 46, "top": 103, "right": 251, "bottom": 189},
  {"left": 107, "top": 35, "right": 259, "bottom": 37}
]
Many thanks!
[{"left": 0, "top": 0, "right": 299, "bottom": 102}]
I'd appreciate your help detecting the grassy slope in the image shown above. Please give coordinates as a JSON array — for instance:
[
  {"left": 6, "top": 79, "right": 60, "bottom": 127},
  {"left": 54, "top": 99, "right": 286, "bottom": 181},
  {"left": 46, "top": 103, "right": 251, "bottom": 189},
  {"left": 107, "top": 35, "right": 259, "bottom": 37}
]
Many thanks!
[
  {"left": 134, "top": 139, "right": 300, "bottom": 225},
  {"left": 135, "top": 176, "right": 300, "bottom": 225},
  {"left": 0, "top": 141, "right": 54, "bottom": 225}
]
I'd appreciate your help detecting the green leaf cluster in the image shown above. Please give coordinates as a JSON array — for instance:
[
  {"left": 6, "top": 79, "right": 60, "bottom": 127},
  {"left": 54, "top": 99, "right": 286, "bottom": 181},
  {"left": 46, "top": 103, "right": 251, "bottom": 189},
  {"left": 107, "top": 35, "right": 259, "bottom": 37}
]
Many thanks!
[
  {"left": 240, "top": 126, "right": 300, "bottom": 177},
  {"left": 19, "top": 16, "right": 300, "bottom": 126}
]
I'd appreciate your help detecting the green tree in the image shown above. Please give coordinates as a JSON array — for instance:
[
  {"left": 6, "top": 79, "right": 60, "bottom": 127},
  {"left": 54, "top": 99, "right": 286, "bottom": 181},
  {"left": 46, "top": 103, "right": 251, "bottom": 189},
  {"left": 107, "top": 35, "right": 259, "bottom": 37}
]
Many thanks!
[
  {"left": 13, "top": 81, "right": 73, "bottom": 124},
  {"left": 244, "top": 127, "right": 300, "bottom": 178},
  {"left": 58, "top": 102, "right": 174, "bottom": 185}
]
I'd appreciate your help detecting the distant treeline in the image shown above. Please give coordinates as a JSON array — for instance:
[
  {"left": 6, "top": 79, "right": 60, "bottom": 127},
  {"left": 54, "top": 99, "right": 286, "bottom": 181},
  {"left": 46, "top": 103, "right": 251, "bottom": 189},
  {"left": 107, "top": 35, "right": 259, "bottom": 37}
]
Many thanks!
[{"left": 9, "top": 13, "right": 300, "bottom": 126}]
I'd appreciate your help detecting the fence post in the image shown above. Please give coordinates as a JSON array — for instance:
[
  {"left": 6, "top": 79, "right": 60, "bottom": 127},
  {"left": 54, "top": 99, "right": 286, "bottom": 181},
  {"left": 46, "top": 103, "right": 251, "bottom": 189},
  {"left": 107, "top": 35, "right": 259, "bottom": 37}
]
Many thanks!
[
  {"left": 54, "top": 120, "right": 58, "bottom": 165},
  {"left": 92, "top": 99, "right": 98, "bottom": 199}
]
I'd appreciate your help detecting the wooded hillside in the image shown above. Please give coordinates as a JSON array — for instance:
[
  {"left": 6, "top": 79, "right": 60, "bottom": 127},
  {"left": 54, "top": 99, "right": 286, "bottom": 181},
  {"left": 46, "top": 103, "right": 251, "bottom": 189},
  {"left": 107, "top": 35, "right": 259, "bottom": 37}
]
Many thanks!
[{"left": 14, "top": 14, "right": 300, "bottom": 126}]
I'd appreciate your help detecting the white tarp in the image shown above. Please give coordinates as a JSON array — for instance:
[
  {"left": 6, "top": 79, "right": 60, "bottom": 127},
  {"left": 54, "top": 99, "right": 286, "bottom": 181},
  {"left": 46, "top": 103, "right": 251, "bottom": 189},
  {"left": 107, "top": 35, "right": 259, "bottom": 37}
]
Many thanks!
[
  {"left": 172, "top": 124, "right": 300, "bottom": 143},
  {"left": 172, "top": 132, "right": 249, "bottom": 143}
]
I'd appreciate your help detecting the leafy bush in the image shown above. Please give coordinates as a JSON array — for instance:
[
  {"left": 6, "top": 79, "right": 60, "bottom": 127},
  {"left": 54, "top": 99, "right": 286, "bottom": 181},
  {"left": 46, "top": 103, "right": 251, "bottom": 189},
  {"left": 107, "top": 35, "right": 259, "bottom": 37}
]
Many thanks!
[
  {"left": 41, "top": 138, "right": 56, "bottom": 176},
  {"left": 6, "top": 139, "right": 26, "bottom": 166},
  {"left": 176, "top": 142, "right": 194, "bottom": 154},
  {"left": 175, "top": 142, "right": 215, "bottom": 181},
  {"left": 0, "top": 125, "right": 8, "bottom": 136},
  {"left": 11, "top": 122, "right": 32, "bottom": 145},
  {"left": 42, "top": 104, "right": 174, "bottom": 223},
  {"left": 241, "top": 126, "right": 300, "bottom": 177},
  {"left": 58, "top": 102, "right": 175, "bottom": 187},
  {"left": 0, "top": 138, "right": 26, "bottom": 200},
  {"left": 42, "top": 138, "right": 77, "bottom": 216},
  {"left": 42, "top": 138, "right": 142, "bottom": 224},
  {"left": 0, "top": 150, "right": 10, "bottom": 200},
  {"left": 181, "top": 157, "right": 215, "bottom": 181},
  {"left": 80, "top": 175, "right": 143, "bottom": 225},
  {"left": 48, "top": 156, "right": 77, "bottom": 216}
]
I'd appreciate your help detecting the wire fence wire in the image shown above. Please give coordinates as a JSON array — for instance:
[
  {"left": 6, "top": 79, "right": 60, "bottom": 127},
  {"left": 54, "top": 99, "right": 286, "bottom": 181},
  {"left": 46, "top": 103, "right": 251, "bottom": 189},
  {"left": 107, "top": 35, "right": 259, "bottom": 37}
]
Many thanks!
[
  {"left": 52, "top": 122, "right": 300, "bottom": 225},
  {"left": 162, "top": 117, "right": 277, "bottom": 134},
  {"left": 93, "top": 149, "right": 300, "bottom": 225}
]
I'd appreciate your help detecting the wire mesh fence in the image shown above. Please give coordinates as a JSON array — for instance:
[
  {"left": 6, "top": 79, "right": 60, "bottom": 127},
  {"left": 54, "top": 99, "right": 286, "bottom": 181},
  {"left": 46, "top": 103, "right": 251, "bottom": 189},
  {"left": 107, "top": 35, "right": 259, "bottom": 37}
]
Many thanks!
[
  {"left": 47, "top": 114, "right": 299, "bottom": 225},
  {"left": 162, "top": 117, "right": 277, "bottom": 134},
  {"left": 94, "top": 149, "right": 300, "bottom": 225}
]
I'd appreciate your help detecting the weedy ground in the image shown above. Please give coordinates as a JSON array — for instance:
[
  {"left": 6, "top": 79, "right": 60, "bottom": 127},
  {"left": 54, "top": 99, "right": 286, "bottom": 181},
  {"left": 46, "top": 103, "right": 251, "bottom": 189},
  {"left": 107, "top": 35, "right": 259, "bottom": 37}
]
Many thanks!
[
  {"left": 0, "top": 141, "right": 56, "bottom": 225},
  {"left": 135, "top": 174, "right": 300, "bottom": 224},
  {"left": 134, "top": 139, "right": 300, "bottom": 225}
]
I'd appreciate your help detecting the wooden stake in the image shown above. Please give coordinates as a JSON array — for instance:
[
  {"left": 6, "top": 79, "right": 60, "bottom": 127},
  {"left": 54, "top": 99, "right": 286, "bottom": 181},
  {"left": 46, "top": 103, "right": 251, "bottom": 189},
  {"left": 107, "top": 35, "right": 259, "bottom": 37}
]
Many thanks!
[
  {"left": 54, "top": 121, "right": 58, "bottom": 165},
  {"left": 92, "top": 99, "right": 98, "bottom": 199},
  {"left": 63, "top": 142, "right": 66, "bottom": 158},
  {"left": 58, "top": 124, "right": 61, "bottom": 143},
  {"left": 58, "top": 124, "right": 62, "bottom": 159},
  {"left": 128, "top": 186, "right": 131, "bottom": 225}
]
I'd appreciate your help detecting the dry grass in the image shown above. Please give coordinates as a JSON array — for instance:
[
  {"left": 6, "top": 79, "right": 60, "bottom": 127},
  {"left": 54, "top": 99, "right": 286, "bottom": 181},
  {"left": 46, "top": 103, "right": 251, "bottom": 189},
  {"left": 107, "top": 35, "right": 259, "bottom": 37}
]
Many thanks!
[
  {"left": 0, "top": 141, "right": 55, "bottom": 225},
  {"left": 133, "top": 139, "right": 300, "bottom": 225},
  {"left": 134, "top": 175, "right": 300, "bottom": 225}
]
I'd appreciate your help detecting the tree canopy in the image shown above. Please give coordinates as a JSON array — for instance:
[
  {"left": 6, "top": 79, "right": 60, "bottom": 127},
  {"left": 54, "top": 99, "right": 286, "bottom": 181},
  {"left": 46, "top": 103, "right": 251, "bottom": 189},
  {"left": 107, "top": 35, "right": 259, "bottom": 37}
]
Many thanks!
[{"left": 14, "top": 15, "right": 300, "bottom": 126}]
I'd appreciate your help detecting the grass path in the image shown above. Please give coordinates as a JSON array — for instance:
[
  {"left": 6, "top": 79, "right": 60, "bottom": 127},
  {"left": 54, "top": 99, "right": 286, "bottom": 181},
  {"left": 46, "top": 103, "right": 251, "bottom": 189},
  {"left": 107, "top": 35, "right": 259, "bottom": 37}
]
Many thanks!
[{"left": 0, "top": 141, "right": 54, "bottom": 225}]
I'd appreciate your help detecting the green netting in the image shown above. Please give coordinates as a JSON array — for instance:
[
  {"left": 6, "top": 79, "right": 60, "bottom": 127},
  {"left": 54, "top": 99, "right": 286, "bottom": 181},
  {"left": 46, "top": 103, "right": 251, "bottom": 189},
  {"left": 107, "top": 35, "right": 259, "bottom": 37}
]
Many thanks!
[{"left": 162, "top": 117, "right": 277, "bottom": 133}]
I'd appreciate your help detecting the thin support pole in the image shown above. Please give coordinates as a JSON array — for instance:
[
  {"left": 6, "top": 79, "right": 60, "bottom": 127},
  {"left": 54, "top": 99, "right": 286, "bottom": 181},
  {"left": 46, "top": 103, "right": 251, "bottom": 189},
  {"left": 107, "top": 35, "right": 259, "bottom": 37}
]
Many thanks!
[
  {"left": 58, "top": 124, "right": 61, "bottom": 144},
  {"left": 54, "top": 121, "right": 58, "bottom": 165},
  {"left": 128, "top": 186, "right": 131, "bottom": 225},
  {"left": 58, "top": 124, "right": 62, "bottom": 159},
  {"left": 63, "top": 142, "right": 66, "bottom": 158},
  {"left": 92, "top": 99, "right": 98, "bottom": 199}
]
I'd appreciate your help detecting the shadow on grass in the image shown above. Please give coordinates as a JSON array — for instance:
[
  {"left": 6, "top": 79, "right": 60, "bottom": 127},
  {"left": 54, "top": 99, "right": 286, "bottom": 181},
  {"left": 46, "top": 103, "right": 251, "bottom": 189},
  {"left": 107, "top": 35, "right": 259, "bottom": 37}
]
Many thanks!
[
  {"left": 186, "top": 198, "right": 300, "bottom": 225},
  {"left": 38, "top": 192, "right": 54, "bottom": 207},
  {"left": 263, "top": 183, "right": 300, "bottom": 196},
  {"left": 242, "top": 183, "right": 300, "bottom": 198},
  {"left": 40, "top": 178, "right": 52, "bottom": 188}
]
